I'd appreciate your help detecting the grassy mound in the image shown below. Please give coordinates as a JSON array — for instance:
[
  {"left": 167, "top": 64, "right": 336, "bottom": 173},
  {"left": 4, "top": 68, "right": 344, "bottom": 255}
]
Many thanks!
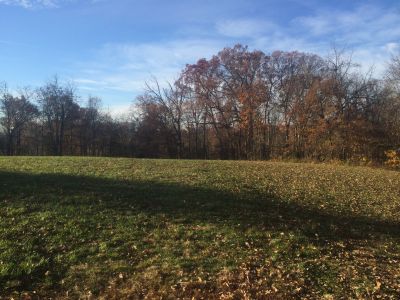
[{"left": 0, "top": 157, "right": 399, "bottom": 299}]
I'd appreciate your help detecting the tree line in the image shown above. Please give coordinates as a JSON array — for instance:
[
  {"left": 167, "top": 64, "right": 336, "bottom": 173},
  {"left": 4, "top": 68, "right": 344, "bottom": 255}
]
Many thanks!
[{"left": 1, "top": 44, "right": 400, "bottom": 162}]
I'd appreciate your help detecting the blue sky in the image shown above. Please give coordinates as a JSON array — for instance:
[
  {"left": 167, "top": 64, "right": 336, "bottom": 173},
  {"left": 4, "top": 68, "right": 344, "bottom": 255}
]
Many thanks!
[{"left": 1, "top": 0, "right": 399, "bottom": 115}]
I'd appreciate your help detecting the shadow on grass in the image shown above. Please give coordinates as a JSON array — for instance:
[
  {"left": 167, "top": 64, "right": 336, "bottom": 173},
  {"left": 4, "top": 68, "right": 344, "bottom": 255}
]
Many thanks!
[
  {"left": 1, "top": 170, "right": 399, "bottom": 240},
  {"left": 0, "top": 170, "right": 399, "bottom": 295}
]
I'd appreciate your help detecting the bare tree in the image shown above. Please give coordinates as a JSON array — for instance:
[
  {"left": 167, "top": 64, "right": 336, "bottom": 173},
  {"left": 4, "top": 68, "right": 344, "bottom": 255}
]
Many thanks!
[
  {"left": 145, "top": 77, "right": 187, "bottom": 158},
  {"left": 37, "top": 77, "right": 79, "bottom": 156},
  {"left": 81, "top": 96, "right": 102, "bottom": 156},
  {"left": 0, "top": 84, "right": 39, "bottom": 155},
  {"left": 387, "top": 53, "right": 400, "bottom": 92}
]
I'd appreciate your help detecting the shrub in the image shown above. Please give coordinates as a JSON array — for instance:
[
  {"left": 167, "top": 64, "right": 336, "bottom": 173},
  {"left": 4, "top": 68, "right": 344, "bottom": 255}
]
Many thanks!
[{"left": 384, "top": 149, "right": 400, "bottom": 168}]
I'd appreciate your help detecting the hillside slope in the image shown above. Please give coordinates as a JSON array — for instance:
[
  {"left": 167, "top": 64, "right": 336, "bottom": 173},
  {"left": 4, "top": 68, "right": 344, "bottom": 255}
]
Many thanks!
[{"left": 0, "top": 157, "right": 399, "bottom": 298}]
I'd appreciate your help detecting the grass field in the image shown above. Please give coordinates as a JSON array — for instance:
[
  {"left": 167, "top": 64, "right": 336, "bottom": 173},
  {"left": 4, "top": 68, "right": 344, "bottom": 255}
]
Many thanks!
[{"left": 0, "top": 157, "right": 399, "bottom": 299}]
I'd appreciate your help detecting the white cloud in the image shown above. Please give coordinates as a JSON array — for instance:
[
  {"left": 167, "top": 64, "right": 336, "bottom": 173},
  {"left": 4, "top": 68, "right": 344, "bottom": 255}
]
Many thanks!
[{"left": 104, "top": 103, "right": 135, "bottom": 119}]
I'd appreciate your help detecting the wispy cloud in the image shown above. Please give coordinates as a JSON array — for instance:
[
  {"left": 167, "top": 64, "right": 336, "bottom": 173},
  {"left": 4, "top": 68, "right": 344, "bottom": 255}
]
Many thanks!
[
  {"left": 216, "top": 19, "right": 276, "bottom": 38},
  {"left": 294, "top": 4, "right": 400, "bottom": 74},
  {"left": 0, "top": 0, "right": 57, "bottom": 8},
  {"left": 295, "top": 4, "right": 400, "bottom": 43},
  {"left": 70, "top": 2, "right": 400, "bottom": 105},
  {"left": 0, "top": 0, "right": 100, "bottom": 8},
  {"left": 385, "top": 42, "right": 399, "bottom": 56},
  {"left": 73, "top": 39, "right": 226, "bottom": 96}
]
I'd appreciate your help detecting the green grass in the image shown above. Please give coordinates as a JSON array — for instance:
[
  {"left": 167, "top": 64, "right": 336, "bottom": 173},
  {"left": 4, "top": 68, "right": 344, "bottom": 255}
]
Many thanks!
[{"left": 0, "top": 157, "right": 399, "bottom": 299}]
